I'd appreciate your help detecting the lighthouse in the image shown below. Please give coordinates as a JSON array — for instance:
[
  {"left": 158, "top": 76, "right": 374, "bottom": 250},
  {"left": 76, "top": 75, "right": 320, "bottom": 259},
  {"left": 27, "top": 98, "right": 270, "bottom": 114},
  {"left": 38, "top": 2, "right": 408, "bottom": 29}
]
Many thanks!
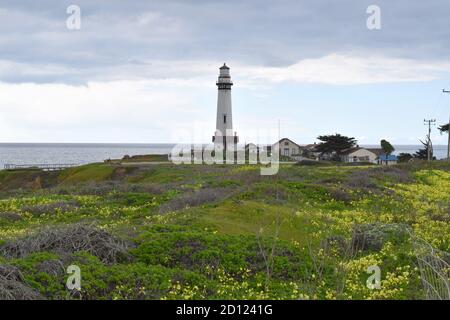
[{"left": 212, "top": 63, "right": 238, "bottom": 152}]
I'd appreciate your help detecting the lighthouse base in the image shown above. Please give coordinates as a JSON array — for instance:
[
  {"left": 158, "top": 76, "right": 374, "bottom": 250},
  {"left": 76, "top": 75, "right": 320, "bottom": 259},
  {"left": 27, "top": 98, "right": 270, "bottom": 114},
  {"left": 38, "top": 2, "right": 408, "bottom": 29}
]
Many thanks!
[{"left": 212, "top": 135, "right": 239, "bottom": 152}]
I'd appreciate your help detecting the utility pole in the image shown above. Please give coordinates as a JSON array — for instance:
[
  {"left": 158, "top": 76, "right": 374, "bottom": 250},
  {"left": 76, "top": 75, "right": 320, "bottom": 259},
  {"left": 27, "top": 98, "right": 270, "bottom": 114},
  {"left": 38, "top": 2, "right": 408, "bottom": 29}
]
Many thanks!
[
  {"left": 424, "top": 119, "right": 436, "bottom": 161},
  {"left": 443, "top": 89, "right": 450, "bottom": 161}
]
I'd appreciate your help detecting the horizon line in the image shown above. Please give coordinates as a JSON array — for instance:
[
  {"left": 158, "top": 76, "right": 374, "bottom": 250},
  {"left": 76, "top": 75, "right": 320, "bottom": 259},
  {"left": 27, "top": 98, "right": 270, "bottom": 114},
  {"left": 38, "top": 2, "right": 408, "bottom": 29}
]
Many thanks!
[{"left": 0, "top": 142, "right": 447, "bottom": 146}]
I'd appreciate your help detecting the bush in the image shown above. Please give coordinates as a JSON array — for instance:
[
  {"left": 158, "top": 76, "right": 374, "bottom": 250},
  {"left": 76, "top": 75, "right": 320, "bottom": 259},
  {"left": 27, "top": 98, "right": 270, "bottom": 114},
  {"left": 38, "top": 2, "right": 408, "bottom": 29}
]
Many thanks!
[
  {"left": 0, "top": 223, "right": 131, "bottom": 264},
  {"left": 328, "top": 188, "right": 353, "bottom": 203},
  {"left": 66, "top": 253, "right": 180, "bottom": 300},
  {"left": 0, "top": 212, "right": 22, "bottom": 222},
  {"left": 158, "top": 187, "right": 233, "bottom": 213},
  {"left": 0, "top": 264, "right": 44, "bottom": 300},
  {"left": 346, "top": 170, "right": 379, "bottom": 190},
  {"left": 369, "top": 166, "right": 412, "bottom": 184},
  {"left": 132, "top": 225, "right": 311, "bottom": 280},
  {"left": 21, "top": 200, "right": 80, "bottom": 216},
  {"left": 351, "top": 223, "right": 410, "bottom": 252}
]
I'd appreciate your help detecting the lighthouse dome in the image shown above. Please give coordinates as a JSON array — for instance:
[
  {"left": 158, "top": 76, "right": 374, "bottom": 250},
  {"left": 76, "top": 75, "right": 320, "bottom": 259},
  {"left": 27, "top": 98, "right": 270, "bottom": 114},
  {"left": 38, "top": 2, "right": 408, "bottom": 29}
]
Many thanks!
[{"left": 219, "top": 63, "right": 230, "bottom": 78}]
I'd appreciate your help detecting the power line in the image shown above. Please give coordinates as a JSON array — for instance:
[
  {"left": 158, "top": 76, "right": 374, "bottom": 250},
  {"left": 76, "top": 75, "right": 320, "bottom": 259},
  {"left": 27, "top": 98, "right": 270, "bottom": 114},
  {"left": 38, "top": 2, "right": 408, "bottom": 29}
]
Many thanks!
[{"left": 424, "top": 119, "right": 436, "bottom": 161}]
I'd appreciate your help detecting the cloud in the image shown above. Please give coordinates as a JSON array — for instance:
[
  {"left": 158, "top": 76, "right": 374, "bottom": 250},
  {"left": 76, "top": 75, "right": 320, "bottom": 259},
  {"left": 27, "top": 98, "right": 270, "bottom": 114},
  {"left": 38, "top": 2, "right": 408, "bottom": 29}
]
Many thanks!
[
  {"left": 1, "top": 0, "right": 450, "bottom": 144},
  {"left": 1, "top": 0, "right": 450, "bottom": 85},
  {"left": 238, "top": 54, "right": 450, "bottom": 85},
  {"left": 2, "top": 53, "right": 450, "bottom": 86},
  {"left": 0, "top": 80, "right": 215, "bottom": 142}
]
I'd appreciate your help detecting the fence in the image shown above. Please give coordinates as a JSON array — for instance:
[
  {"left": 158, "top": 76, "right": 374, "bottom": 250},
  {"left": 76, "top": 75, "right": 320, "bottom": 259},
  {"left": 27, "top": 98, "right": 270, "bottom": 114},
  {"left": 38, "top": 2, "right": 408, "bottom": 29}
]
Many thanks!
[
  {"left": 4, "top": 163, "right": 79, "bottom": 171},
  {"left": 411, "top": 232, "right": 450, "bottom": 300}
]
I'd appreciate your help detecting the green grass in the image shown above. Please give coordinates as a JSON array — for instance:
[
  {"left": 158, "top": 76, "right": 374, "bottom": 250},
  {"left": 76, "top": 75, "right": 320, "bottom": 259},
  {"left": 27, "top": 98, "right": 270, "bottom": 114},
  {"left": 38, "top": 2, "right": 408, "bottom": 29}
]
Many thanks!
[
  {"left": 183, "top": 200, "right": 315, "bottom": 244},
  {"left": 58, "top": 164, "right": 116, "bottom": 184},
  {"left": 0, "top": 161, "right": 449, "bottom": 300},
  {"left": 120, "top": 154, "right": 169, "bottom": 162}
]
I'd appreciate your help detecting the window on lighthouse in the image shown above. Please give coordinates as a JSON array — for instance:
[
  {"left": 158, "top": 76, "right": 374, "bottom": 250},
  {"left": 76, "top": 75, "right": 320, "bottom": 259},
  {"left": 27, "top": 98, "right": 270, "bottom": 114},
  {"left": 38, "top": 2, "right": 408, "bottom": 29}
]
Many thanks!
[{"left": 223, "top": 114, "right": 227, "bottom": 124}]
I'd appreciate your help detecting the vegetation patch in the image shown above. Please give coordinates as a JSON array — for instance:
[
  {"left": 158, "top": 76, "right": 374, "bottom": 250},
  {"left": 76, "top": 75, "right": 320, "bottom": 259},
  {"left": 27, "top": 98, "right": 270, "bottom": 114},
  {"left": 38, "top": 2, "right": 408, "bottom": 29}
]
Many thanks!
[
  {"left": 21, "top": 200, "right": 80, "bottom": 217},
  {"left": 158, "top": 187, "right": 234, "bottom": 213},
  {"left": 351, "top": 223, "right": 410, "bottom": 252},
  {"left": 0, "top": 161, "right": 448, "bottom": 299},
  {"left": 0, "top": 264, "right": 44, "bottom": 300},
  {"left": 58, "top": 164, "right": 115, "bottom": 185},
  {"left": 0, "top": 223, "right": 131, "bottom": 264}
]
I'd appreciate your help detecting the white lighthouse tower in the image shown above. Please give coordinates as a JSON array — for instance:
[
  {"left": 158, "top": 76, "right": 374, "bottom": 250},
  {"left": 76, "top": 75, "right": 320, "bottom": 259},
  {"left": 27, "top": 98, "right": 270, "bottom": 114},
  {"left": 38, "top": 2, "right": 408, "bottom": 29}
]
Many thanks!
[{"left": 213, "top": 63, "right": 238, "bottom": 152}]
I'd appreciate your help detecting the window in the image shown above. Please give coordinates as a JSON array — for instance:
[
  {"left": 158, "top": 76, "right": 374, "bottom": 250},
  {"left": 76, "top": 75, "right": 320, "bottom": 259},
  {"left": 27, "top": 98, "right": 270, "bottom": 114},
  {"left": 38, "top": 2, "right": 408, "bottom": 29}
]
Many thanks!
[
  {"left": 284, "top": 141, "right": 289, "bottom": 145},
  {"left": 292, "top": 148, "right": 296, "bottom": 155},
  {"left": 223, "top": 114, "right": 227, "bottom": 124},
  {"left": 284, "top": 148, "right": 289, "bottom": 156}
]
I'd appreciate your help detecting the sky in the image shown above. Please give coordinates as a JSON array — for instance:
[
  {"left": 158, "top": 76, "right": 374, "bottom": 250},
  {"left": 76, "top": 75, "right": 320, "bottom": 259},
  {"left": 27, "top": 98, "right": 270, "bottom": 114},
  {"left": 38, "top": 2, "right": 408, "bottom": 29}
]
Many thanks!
[{"left": 0, "top": 0, "right": 450, "bottom": 144}]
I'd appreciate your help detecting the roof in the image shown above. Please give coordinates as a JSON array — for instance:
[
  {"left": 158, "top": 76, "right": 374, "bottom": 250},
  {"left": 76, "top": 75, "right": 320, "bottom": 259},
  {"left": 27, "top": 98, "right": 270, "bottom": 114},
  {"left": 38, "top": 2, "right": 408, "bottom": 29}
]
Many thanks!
[
  {"left": 341, "top": 147, "right": 381, "bottom": 156},
  {"left": 379, "top": 154, "right": 398, "bottom": 161},
  {"left": 340, "top": 147, "right": 361, "bottom": 155},
  {"left": 220, "top": 63, "right": 230, "bottom": 69},
  {"left": 303, "top": 143, "right": 316, "bottom": 148},
  {"left": 302, "top": 143, "right": 318, "bottom": 151},
  {"left": 366, "top": 148, "right": 384, "bottom": 156},
  {"left": 272, "top": 138, "right": 301, "bottom": 148}
]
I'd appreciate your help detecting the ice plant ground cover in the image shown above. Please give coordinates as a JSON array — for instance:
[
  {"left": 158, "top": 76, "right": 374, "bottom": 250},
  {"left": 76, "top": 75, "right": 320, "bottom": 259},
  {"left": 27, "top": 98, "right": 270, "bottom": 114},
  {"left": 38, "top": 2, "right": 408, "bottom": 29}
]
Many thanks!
[{"left": 0, "top": 161, "right": 448, "bottom": 300}]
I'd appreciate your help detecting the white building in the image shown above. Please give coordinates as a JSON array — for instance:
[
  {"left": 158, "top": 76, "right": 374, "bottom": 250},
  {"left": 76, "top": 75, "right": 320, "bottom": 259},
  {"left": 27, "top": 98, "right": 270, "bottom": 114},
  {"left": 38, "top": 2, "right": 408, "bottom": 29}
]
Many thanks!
[
  {"left": 245, "top": 143, "right": 258, "bottom": 154},
  {"left": 212, "top": 63, "right": 238, "bottom": 151},
  {"left": 273, "top": 138, "right": 302, "bottom": 158},
  {"left": 340, "top": 147, "right": 382, "bottom": 164},
  {"left": 302, "top": 143, "right": 321, "bottom": 160}
]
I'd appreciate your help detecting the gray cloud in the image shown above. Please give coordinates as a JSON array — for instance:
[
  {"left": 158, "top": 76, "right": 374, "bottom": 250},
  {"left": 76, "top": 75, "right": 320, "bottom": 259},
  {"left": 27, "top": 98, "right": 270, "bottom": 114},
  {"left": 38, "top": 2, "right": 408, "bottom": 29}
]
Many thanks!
[{"left": 0, "top": 0, "right": 449, "bottom": 84}]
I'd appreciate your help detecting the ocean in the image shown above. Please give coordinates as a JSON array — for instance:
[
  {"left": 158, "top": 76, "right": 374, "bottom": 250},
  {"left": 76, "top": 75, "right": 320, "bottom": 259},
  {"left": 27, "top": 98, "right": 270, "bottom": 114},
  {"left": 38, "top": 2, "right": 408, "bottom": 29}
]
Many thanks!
[
  {"left": 362, "top": 145, "right": 448, "bottom": 160},
  {"left": 0, "top": 143, "right": 448, "bottom": 170},
  {"left": 0, "top": 143, "right": 175, "bottom": 169}
]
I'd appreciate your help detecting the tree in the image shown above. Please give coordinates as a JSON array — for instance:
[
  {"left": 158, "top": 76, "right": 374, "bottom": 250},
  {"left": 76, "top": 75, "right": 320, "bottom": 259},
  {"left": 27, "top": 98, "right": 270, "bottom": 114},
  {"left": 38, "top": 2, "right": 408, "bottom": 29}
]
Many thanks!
[
  {"left": 316, "top": 134, "right": 357, "bottom": 159},
  {"left": 380, "top": 139, "right": 395, "bottom": 155},
  {"left": 397, "top": 153, "right": 413, "bottom": 163},
  {"left": 439, "top": 123, "right": 449, "bottom": 161},
  {"left": 414, "top": 147, "right": 429, "bottom": 160},
  {"left": 438, "top": 123, "right": 449, "bottom": 133},
  {"left": 414, "top": 140, "right": 435, "bottom": 160}
]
